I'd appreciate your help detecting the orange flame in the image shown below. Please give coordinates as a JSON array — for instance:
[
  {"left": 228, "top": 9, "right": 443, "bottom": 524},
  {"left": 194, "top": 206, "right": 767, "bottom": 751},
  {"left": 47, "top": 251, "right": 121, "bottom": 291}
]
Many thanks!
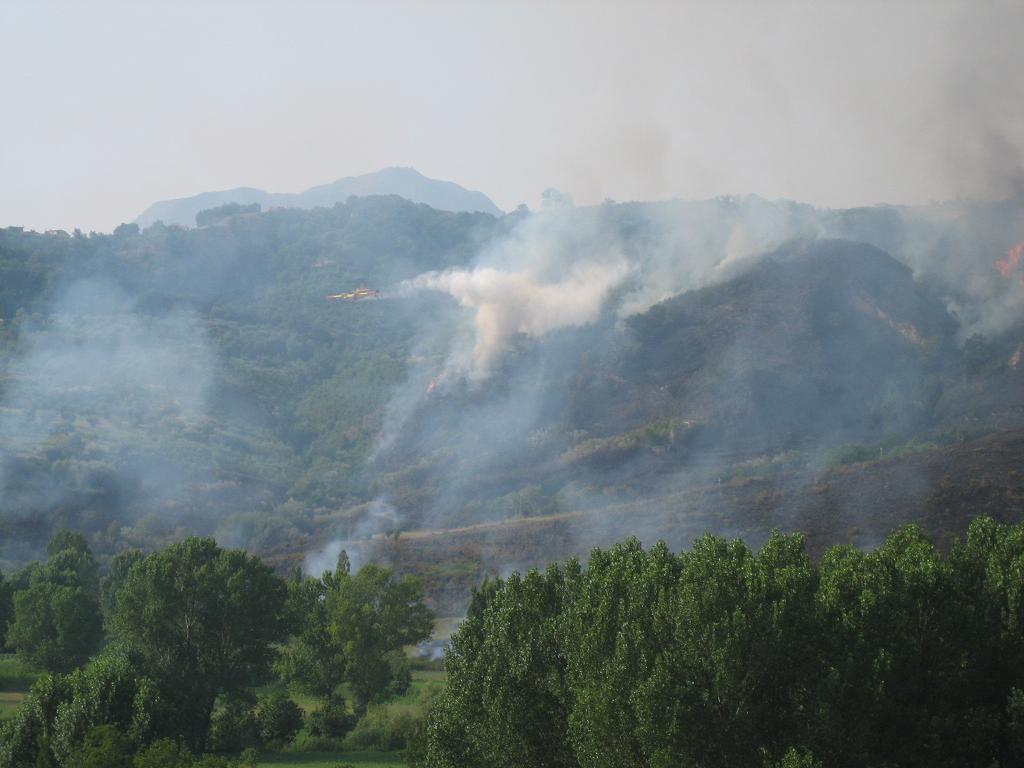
[{"left": 996, "top": 242, "right": 1024, "bottom": 282}]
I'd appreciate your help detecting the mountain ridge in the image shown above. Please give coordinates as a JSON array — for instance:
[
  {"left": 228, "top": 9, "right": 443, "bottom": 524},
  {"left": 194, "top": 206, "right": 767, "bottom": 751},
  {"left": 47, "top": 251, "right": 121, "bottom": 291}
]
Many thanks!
[{"left": 133, "top": 166, "right": 502, "bottom": 227}]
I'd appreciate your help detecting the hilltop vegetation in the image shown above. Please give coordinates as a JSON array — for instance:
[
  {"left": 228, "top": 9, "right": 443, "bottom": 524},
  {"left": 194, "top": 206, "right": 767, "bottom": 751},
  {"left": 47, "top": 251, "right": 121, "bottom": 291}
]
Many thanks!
[
  {"left": 0, "top": 197, "right": 499, "bottom": 565},
  {"left": 0, "top": 195, "right": 1023, "bottom": 594}
]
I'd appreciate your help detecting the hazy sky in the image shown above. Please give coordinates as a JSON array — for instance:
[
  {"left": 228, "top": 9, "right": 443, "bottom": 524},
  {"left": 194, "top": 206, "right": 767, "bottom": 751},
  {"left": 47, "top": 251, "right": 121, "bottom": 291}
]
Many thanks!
[{"left": 2, "top": 0, "right": 1023, "bottom": 232}]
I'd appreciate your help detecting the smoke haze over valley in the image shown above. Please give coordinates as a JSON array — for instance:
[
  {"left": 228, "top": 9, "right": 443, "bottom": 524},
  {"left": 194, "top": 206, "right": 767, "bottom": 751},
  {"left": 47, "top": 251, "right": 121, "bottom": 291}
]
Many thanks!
[
  {"left": 10, "top": 6, "right": 1024, "bottom": 768},
  {"left": 3, "top": 189, "right": 1024, "bottom": 609},
  {"left": 1, "top": 1, "right": 1023, "bottom": 611}
]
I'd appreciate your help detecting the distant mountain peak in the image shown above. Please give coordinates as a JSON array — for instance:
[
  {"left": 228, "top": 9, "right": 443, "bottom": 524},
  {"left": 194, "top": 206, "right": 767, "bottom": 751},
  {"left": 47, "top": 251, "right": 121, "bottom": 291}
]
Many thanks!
[{"left": 134, "top": 167, "right": 502, "bottom": 228}]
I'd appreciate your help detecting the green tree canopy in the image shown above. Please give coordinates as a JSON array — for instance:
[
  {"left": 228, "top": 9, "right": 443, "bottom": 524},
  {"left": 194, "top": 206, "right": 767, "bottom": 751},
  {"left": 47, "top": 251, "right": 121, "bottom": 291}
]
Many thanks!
[
  {"left": 111, "top": 537, "right": 288, "bottom": 752},
  {"left": 64, "top": 724, "right": 134, "bottom": 768},
  {"left": 424, "top": 564, "right": 574, "bottom": 768},
  {"left": 0, "top": 570, "right": 12, "bottom": 649},
  {"left": 100, "top": 548, "right": 145, "bottom": 622},
  {"left": 0, "top": 645, "right": 161, "bottom": 768},
  {"left": 6, "top": 532, "right": 104, "bottom": 673},
  {"left": 423, "top": 520, "right": 1024, "bottom": 768},
  {"left": 328, "top": 561, "right": 434, "bottom": 711},
  {"left": 277, "top": 553, "right": 433, "bottom": 714},
  {"left": 275, "top": 568, "right": 345, "bottom": 703},
  {"left": 46, "top": 530, "right": 92, "bottom": 559},
  {"left": 6, "top": 580, "right": 103, "bottom": 673}
]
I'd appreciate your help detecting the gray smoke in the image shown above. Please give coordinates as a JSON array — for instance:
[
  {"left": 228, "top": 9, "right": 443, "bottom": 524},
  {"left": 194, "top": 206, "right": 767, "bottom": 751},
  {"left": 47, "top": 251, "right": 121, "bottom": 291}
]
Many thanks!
[
  {"left": 0, "top": 276, "right": 218, "bottom": 561},
  {"left": 303, "top": 497, "right": 399, "bottom": 576},
  {"left": 311, "top": 186, "right": 1024, "bottom": 606},
  {"left": 926, "top": 2, "right": 1024, "bottom": 202},
  {"left": 398, "top": 253, "right": 630, "bottom": 379},
  {"left": 307, "top": 198, "right": 837, "bottom": 579}
]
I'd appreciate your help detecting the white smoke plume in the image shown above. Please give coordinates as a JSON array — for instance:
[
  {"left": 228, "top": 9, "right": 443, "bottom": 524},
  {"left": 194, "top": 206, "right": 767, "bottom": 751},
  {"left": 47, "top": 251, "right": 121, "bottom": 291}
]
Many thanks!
[
  {"left": 302, "top": 497, "right": 399, "bottom": 576},
  {"left": 400, "top": 259, "right": 630, "bottom": 378}
]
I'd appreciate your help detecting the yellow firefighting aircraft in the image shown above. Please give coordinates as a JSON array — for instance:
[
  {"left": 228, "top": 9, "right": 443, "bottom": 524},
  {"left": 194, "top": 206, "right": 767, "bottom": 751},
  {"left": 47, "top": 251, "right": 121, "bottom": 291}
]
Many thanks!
[{"left": 326, "top": 286, "right": 382, "bottom": 302}]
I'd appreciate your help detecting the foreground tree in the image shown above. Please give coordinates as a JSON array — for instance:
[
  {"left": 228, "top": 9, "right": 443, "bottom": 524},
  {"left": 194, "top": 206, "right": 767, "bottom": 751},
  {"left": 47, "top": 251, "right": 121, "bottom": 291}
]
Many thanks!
[
  {"left": 0, "top": 569, "right": 11, "bottom": 648},
  {"left": 627, "top": 533, "right": 821, "bottom": 767},
  {"left": 64, "top": 724, "right": 134, "bottom": 768},
  {"left": 6, "top": 531, "right": 103, "bottom": 673},
  {"left": 423, "top": 566, "right": 575, "bottom": 768},
  {"left": 0, "top": 645, "right": 162, "bottom": 768},
  {"left": 422, "top": 520, "right": 1024, "bottom": 768},
  {"left": 277, "top": 553, "right": 433, "bottom": 716},
  {"left": 46, "top": 531, "right": 98, "bottom": 583},
  {"left": 275, "top": 566, "right": 347, "bottom": 706},
  {"left": 7, "top": 580, "right": 103, "bottom": 674},
  {"left": 99, "top": 548, "right": 145, "bottom": 622},
  {"left": 111, "top": 537, "right": 288, "bottom": 752},
  {"left": 815, "top": 526, "right": 963, "bottom": 767},
  {"left": 330, "top": 562, "right": 434, "bottom": 711}
]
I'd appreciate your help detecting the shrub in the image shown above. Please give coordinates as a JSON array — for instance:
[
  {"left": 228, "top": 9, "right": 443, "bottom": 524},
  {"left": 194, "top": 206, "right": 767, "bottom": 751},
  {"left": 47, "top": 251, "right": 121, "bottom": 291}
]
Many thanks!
[
  {"left": 64, "top": 725, "right": 133, "bottom": 768},
  {"left": 381, "top": 651, "right": 412, "bottom": 699},
  {"left": 768, "top": 747, "right": 823, "bottom": 768},
  {"left": 208, "top": 694, "right": 259, "bottom": 753},
  {"left": 345, "top": 706, "right": 417, "bottom": 751},
  {"left": 298, "top": 736, "right": 346, "bottom": 752},
  {"left": 824, "top": 442, "right": 875, "bottom": 466},
  {"left": 254, "top": 693, "right": 303, "bottom": 747},
  {"left": 191, "top": 757, "right": 236, "bottom": 768},
  {"left": 306, "top": 698, "right": 356, "bottom": 739},
  {"left": 402, "top": 686, "right": 441, "bottom": 767},
  {"left": 133, "top": 738, "right": 194, "bottom": 768}
]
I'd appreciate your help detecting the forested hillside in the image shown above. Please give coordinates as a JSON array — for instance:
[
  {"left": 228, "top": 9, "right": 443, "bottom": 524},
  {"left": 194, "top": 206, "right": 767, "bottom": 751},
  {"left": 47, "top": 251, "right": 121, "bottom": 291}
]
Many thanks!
[
  {"left": 0, "top": 197, "right": 499, "bottom": 565},
  {"left": 2, "top": 195, "right": 1023, "bottom": 593}
]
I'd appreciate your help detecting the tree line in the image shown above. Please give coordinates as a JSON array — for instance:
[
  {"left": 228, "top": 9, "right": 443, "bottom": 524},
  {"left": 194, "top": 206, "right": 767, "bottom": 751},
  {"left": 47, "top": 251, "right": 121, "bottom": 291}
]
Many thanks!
[
  {"left": 0, "top": 534, "right": 433, "bottom": 766},
  {"left": 422, "top": 517, "right": 1024, "bottom": 768}
]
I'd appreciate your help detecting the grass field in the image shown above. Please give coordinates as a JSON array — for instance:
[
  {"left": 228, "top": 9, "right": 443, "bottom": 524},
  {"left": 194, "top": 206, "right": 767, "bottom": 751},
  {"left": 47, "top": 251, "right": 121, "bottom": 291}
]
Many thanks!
[
  {"left": 0, "top": 655, "right": 36, "bottom": 692},
  {"left": 0, "top": 654, "right": 36, "bottom": 720},
  {"left": 0, "top": 691, "right": 24, "bottom": 720}
]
